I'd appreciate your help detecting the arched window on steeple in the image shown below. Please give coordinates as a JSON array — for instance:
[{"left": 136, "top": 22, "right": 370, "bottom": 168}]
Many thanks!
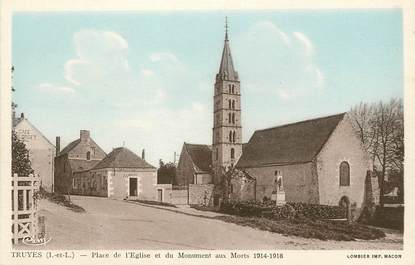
[
  {"left": 233, "top": 131, "right": 236, "bottom": 143},
  {"left": 232, "top": 113, "right": 235, "bottom": 124},
  {"left": 229, "top": 131, "right": 232, "bottom": 142},
  {"left": 228, "top": 113, "right": 231, "bottom": 123},
  {"left": 231, "top": 148, "right": 235, "bottom": 159},
  {"left": 228, "top": 99, "right": 231, "bottom": 109},
  {"left": 231, "top": 84, "right": 235, "bottom": 94},
  {"left": 232, "top": 100, "right": 235, "bottom": 109},
  {"left": 228, "top": 84, "right": 232, "bottom": 93}
]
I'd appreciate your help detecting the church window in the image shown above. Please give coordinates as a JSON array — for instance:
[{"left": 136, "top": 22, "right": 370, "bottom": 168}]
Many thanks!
[
  {"left": 228, "top": 113, "right": 231, "bottom": 123},
  {"left": 216, "top": 148, "right": 218, "bottom": 160},
  {"left": 232, "top": 100, "right": 235, "bottom": 109},
  {"left": 228, "top": 99, "right": 231, "bottom": 109},
  {"left": 86, "top": 151, "right": 91, "bottom": 160},
  {"left": 233, "top": 131, "right": 236, "bottom": 143},
  {"left": 228, "top": 84, "right": 232, "bottom": 92},
  {"left": 231, "top": 84, "right": 235, "bottom": 94},
  {"left": 229, "top": 131, "right": 232, "bottom": 142},
  {"left": 231, "top": 148, "right": 235, "bottom": 159},
  {"left": 232, "top": 113, "right": 235, "bottom": 124},
  {"left": 339, "top": 161, "right": 350, "bottom": 186}
]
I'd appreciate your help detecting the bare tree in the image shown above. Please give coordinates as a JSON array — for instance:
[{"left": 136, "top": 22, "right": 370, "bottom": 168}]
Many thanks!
[{"left": 350, "top": 98, "right": 404, "bottom": 206}]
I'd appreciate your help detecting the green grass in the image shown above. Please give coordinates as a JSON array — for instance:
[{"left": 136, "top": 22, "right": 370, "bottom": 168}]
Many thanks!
[
  {"left": 214, "top": 215, "right": 385, "bottom": 241},
  {"left": 37, "top": 189, "right": 86, "bottom": 213},
  {"left": 191, "top": 204, "right": 385, "bottom": 241}
]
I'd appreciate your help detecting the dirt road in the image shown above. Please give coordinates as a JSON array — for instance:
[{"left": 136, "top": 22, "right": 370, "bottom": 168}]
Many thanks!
[{"left": 16, "top": 196, "right": 403, "bottom": 250}]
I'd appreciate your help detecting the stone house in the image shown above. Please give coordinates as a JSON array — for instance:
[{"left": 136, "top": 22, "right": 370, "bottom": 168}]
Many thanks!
[
  {"left": 72, "top": 147, "right": 157, "bottom": 200},
  {"left": 234, "top": 113, "right": 376, "bottom": 219},
  {"left": 175, "top": 143, "right": 213, "bottom": 185},
  {"left": 54, "top": 130, "right": 106, "bottom": 193},
  {"left": 14, "top": 113, "right": 56, "bottom": 192}
]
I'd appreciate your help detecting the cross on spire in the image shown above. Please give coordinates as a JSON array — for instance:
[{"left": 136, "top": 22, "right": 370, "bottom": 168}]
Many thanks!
[{"left": 225, "top": 16, "right": 229, "bottom": 41}]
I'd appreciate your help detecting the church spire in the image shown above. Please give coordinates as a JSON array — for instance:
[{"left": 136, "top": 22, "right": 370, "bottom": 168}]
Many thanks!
[{"left": 217, "top": 17, "right": 239, "bottom": 81}]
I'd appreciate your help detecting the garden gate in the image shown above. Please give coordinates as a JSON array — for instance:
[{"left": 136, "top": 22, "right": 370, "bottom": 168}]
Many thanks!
[{"left": 11, "top": 173, "right": 40, "bottom": 244}]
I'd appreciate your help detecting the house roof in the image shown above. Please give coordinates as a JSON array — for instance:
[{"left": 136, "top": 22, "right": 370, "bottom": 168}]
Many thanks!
[
  {"left": 184, "top": 143, "right": 212, "bottom": 173},
  {"left": 59, "top": 139, "right": 81, "bottom": 156},
  {"left": 93, "top": 147, "right": 155, "bottom": 170},
  {"left": 237, "top": 113, "right": 346, "bottom": 168},
  {"left": 58, "top": 138, "right": 105, "bottom": 157},
  {"left": 69, "top": 159, "right": 101, "bottom": 173}
]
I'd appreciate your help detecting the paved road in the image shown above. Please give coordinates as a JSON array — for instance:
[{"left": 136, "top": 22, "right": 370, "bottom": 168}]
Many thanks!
[{"left": 19, "top": 196, "right": 403, "bottom": 250}]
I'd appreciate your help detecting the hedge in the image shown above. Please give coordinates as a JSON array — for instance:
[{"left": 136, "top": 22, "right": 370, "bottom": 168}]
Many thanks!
[{"left": 219, "top": 201, "right": 345, "bottom": 220}]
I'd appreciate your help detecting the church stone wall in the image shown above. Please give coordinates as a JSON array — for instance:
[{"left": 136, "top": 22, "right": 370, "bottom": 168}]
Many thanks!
[
  {"left": 316, "top": 115, "right": 372, "bottom": 220},
  {"left": 243, "top": 162, "right": 319, "bottom": 203}
]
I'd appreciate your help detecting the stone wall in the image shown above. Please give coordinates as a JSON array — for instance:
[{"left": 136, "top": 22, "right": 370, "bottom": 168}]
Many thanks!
[
  {"left": 108, "top": 168, "right": 157, "bottom": 200},
  {"left": 72, "top": 169, "right": 108, "bottom": 197},
  {"left": 316, "top": 115, "right": 372, "bottom": 220},
  {"left": 189, "top": 184, "right": 214, "bottom": 205},
  {"left": 243, "top": 162, "right": 318, "bottom": 203},
  {"left": 155, "top": 184, "right": 173, "bottom": 203},
  {"left": 171, "top": 189, "right": 188, "bottom": 205}
]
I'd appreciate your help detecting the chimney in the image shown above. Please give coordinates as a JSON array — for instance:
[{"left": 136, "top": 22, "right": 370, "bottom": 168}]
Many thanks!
[
  {"left": 142, "top": 149, "right": 145, "bottom": 161},
  {"left": 80, "top": 130, "right": 90, "bottom": 142},
  {"left": 56, "top": 136, "right": 61, "bottom": 155}
]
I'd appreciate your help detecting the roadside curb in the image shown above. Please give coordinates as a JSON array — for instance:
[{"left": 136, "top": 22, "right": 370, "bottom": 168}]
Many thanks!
[{"left": 124, "top": 200, "right": 226, "bottom": 220}]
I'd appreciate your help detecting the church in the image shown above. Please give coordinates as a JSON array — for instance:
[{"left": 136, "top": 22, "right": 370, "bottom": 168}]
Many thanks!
[{"left": 175, "top": 21, "right": 377, "bottom": 217}]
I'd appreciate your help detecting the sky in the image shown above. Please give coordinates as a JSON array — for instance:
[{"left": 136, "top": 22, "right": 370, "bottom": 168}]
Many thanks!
[{"left": 12, "top": 10, "right": 403, "bottom": 167}]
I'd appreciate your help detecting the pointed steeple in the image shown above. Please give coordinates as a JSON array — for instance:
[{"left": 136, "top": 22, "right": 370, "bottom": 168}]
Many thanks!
[{"left": 217, "top": 17, "right": 239, "bottom": 81}]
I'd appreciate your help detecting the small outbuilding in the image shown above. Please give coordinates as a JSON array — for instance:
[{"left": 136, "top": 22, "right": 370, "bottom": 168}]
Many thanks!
[{"left": 73, "top": 147, "right": 157, "bottom": 200}]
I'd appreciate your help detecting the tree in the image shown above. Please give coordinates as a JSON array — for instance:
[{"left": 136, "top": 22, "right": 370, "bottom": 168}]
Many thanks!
[
  {"left": 157, "top": 159, "right": 176, "bottom": 184},
  {"left": 350, "top": 98, "right": 404, "bottom": 205},
  {"left": 12, "top": 130, "right": 34, "bottom": 176}
]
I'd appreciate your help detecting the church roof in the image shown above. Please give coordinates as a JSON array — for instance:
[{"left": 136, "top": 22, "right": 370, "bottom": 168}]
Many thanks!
[
  {"left": 184, "top": 143, "right": 212, "bottom": 173},
  {"left": 93, "top": 147, "right": 155, "bottom": 170},
  {"left": 216, "top": 25, "right": 239, "bottom": 81},
  {"left": 237, "top": 113, "right": 346, "bottom": 168}
]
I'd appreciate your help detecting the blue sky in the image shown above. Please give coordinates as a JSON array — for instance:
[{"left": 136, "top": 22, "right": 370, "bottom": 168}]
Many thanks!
[{"left": 12, "top": 10, "right": 403, "bottom": 166}]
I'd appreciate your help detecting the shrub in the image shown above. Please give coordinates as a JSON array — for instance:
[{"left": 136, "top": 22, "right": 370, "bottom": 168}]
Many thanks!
[{"left": 220, "top": 201, "right": 345, "bottom": 220}]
